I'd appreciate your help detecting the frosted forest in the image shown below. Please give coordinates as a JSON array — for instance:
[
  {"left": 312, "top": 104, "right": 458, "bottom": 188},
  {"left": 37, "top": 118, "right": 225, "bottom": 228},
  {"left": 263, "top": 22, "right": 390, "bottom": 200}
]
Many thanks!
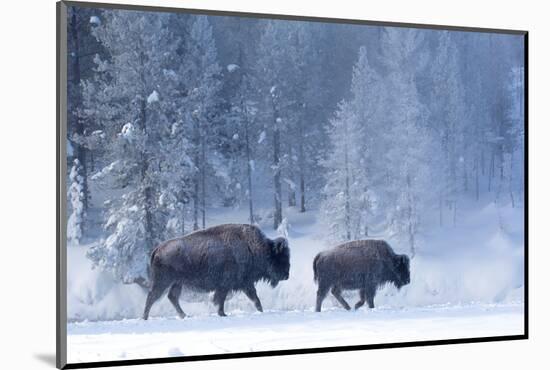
[{"left": 65, "top": 5, "right": 525, "bottom": 362}]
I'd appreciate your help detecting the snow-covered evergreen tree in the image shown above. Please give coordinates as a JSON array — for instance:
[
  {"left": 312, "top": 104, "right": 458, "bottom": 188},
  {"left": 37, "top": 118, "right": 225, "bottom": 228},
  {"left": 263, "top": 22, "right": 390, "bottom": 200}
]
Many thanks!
[
  {"left": 288, "top": 22, "right": 326, "bottom": 213},
  {"left": 66, "top": 7, "right": 105, "bottom": 228},
  {"left": 255, "top": 20, "right": 293, "bottom": 229},
  {"left": 84, "top": 11, "right": 186, "bottom": 286},
  {"left": 255, "top": 20, "right": 314, "bottom": 228},
  {"left": 321, "top": 101, "right": 366, "bottom": 241},
  {"left": 67, "top": 159, "right": 86, "bottom": 245},
  {"left": 321, "top": 47, "right": 379, "bottom": 241},
  {"left": 376, "top": 28, "right": 435, "bottom": 257},
  {"left": 503, "top": 66, "right": 525, "bottom": 207},
  {"left": 65, "top": 7, "right": 525, "bottom": 289},
  {"left": 220, "top": 67, "right": 260, "bottom": 222},
  {"left": 185, "top": 15, "right": 222, "bottom": 230},
  {"left": 429, "top": 31, "right": 468, "bottom": 226}
]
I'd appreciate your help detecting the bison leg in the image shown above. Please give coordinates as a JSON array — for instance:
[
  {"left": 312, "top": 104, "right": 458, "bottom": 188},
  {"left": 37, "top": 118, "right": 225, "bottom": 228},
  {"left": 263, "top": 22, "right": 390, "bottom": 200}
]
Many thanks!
[
  {"left": 355, "top": 288, "right": 366, "bottom": 310},
  {"left": 167, "top": 281, "right": 186, "bottom": 319},
  {"left": 331, "top": 286, "right": 351, "bottom": 311},
  {"left": 213, "top": 289, "right": 229, "bottom": 317},
  {"left": 143, "top": 278, "right": 171, "bottom": 320},
  {"left": 366, "top": 294, "right": 375, "bottom": 309},
  {"left": 365, "top": 286, "right": 376, "bottom": 309},
  {"left": 315, "top": 283, "right": 330, "bottom": 312},
  {"left": 243, "top": 285, "right": 263, "bottom": 312}
]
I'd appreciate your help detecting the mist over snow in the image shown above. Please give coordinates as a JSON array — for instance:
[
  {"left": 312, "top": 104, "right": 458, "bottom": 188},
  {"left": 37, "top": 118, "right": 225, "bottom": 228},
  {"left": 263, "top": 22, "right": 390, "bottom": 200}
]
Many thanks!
[
  {"left": 67, "top": 198, "right": 523, "bottom": 321},
  {"left": 66, "top": 199, "right": 524, "bottom": 362},
  {"left": 65, "top": 2, "right": 524, "bottom": 335}
]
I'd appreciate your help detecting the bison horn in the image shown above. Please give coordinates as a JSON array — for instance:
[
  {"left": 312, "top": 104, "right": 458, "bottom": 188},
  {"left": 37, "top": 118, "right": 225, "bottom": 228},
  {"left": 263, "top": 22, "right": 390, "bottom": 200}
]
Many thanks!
[{"left": 272, "top": 237, "right": 288, "bottom": 253}]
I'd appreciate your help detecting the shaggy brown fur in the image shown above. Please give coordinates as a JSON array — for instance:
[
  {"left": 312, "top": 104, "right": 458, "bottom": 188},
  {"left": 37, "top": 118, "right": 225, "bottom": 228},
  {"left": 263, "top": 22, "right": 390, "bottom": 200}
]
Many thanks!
[
  {"left": 143, "top": 224, "right": 290, "bottom": 319},
  {"left": 313, "top": 240, "right": 410, "bottom": 312}
]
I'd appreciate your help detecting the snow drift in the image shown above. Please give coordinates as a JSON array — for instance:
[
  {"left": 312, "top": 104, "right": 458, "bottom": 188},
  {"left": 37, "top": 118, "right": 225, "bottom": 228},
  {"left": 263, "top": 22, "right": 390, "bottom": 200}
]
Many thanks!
[{"left": 67, "top": 199, "right": 524, "bottom": 322}]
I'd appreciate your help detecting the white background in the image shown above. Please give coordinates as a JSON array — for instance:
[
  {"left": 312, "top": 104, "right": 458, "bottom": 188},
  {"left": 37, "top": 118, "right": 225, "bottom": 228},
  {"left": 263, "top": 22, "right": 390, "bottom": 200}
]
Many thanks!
[{"left": 0, "top": 0, "right": 547, "bottom": 368}]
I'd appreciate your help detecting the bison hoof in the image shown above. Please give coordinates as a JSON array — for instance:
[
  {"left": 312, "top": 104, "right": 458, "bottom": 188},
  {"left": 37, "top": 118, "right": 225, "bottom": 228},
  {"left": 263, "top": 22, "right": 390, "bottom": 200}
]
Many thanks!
[
  {"left": 178, "top": 313, "right": 186, "bottom": 319},
  {"left": 218, "top": 312, "right": 227, "bottom": 317}
]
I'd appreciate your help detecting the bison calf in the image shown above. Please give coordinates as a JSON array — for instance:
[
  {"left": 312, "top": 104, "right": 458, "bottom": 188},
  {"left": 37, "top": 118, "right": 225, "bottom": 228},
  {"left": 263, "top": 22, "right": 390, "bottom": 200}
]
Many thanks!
[
  {"left": 143, "top": 224, "right": 290, "bottom": 320},
  {"left": 313, "top": 240, "right": 410, "bottom": 312}
]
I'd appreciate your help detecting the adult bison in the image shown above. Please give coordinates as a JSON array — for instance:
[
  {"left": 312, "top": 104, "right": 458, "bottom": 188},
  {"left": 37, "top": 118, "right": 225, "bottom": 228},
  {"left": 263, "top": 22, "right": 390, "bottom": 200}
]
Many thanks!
[
  {"left": 313, "top": 240, "right": 410, "bottom": 312},
  {"left": 143, "top": 224, "right": 290, "bottom": 320}
]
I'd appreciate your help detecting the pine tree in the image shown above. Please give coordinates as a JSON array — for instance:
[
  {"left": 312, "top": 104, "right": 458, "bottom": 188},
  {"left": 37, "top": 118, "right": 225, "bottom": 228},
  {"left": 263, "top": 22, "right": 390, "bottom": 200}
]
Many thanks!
[
  {"left": 378, "top": 28, "right": 434, "bottom": 257},
  {"left": 256, "top": 21, "right": 294, "bottom": 229},
  {"left": 222, "top": 65, "right": 260, "bottom": 223},
  {"left": 429, "top": 31, "right": 467, "bottom": 226},
  {"left": 321, "top": 101, "right": 365, "bottom": 241},
  {"left": 290, "top": 22, "right": 320, "bottom": 213},
  {"left": 84, "top": 10, "right": 185, "bottom": 286},
  {"left": 67, "top": 159, "right": 86, "bottom": 245},
  {"left": 186, "top": 15, "right": 222, "bottom": 230},
  {"left": 321, "top": 47, "right": 379, "bottom": 241},
  {"left": 503, "top": 66, "right": 525, "bottom": 207},
  {"left": 66, "top": 7, "right": 104, "bottom": 229}
]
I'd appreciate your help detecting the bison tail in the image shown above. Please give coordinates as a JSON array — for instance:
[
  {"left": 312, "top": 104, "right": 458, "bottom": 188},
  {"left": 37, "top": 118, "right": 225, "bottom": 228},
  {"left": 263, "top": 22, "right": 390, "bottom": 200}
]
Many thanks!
[
  {"left": 147, "top": 247, "right": 158, "bottom": 281},
  {"left": 313, "top": 254, "right": 320, "bottom": 282},
  {"left": 149, "top": 247, "right": 157, "bottom": 267}
]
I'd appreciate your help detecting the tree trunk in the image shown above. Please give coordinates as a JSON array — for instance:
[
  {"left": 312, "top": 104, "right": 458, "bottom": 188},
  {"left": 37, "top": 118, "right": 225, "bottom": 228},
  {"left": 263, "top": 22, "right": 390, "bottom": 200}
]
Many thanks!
[
  {"left": 243, "top": 104, "right": 255, "bottom": 224},
  {"left": 288, "top": 186, "right": 296, "bottom": 207},
  {"left": 287, "top": 146, "right": 296, "bottom": 207},
  {"left": 499, "top": 143, "right": 505, "bottom": 182},
  {"left": 69, "top": 11, "right": 89, "bottom": 218},
  {"left": 299, "top": 174, "right": 306, "bottom": 212},
  {"left": 193, "top": 117, "right": 200, "bottom": 231},
  {"left": 139, "top": 98, "right": 154, "bottom": 249},
  {"left": 298, "top": 117, "right": 306, "bottom": 213},
  {"left": 344, "top": 121, "right": 351, "bottom": 241},
  {"left": 475, "top": 153, "right": 480, "bottom": 201},
  {"left": 509, "top": 150, "right": 515, "bottom": 208},
  {"left": 272, "top": 102, "right": 282, "bottom": 230},
  {"left": 462, "top": 143, "right": 468, "bottom": 192},
  {"left": 406, "top": 173, "right": 415, "bottom": 258},
  {"left": 201, "top": 124, "right": 206, "bottom": 229},
  {"left": 288, "top": 190, "right": 296, "bottom": 207},
  {"left": 181, "top": 207, "right": 186, "bottom": 235},
  {"left": 498, "top": 102, "right": 505, "bottom": 183},
  {"left": 481, "top": 148, "right": 486, "bottom": 176},
  {"left": 450, "top": 135, "right": 457, "bottom": 213},
  {"left": 439, "top": 191, "right": 443, "bottom": 227},
  {"left": 488, "top": 148, "right": 495, "bottom": 192},
  {"left": 453, "top": 201, "right": 457, "bottom": 227}
]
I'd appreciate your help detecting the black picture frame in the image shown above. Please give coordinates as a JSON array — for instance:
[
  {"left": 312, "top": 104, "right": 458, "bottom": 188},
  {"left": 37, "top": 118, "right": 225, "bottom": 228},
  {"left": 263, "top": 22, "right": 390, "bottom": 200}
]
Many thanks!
[{"left": 56, "top": 1, "right": 528, "bottom": 368}]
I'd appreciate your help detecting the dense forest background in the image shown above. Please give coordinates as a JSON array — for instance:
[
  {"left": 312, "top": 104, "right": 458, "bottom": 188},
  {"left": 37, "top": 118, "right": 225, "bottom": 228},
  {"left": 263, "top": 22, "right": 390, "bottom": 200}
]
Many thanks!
[{"left": 66, "top": 6, "right": 525, "bottom": 288}]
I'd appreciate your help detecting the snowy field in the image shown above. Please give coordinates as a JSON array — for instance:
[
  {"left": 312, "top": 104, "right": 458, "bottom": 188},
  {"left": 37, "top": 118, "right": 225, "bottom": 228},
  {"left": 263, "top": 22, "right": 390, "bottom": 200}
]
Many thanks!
[
  {"left": 67, "top": 303, "right": 524, "bottom": 363},
  {"left": 67, "top": 201, "right": 524, "bottom": 364},
  {"left": 63, "top": 11, "right": 525, "bottom": 365}
]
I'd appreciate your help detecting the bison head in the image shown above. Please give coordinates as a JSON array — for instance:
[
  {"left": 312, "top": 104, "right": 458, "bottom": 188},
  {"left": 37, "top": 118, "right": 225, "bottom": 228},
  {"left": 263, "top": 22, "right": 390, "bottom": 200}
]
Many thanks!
[
  {"left": 267, "top": 237, "right": 290, "bottom": 287},
  {"left": 392, "top": 254, "right": 411, "bottom": 289}
]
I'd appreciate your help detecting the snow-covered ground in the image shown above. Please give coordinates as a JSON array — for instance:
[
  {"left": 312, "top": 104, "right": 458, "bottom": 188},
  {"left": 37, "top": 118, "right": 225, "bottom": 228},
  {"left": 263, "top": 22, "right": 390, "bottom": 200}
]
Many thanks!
[
  {"left": 67, "top": 303, "right": 524, "bottom": 363},
  {"left": 67, "top": 197, "right": 524, "bottom": 364}
]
